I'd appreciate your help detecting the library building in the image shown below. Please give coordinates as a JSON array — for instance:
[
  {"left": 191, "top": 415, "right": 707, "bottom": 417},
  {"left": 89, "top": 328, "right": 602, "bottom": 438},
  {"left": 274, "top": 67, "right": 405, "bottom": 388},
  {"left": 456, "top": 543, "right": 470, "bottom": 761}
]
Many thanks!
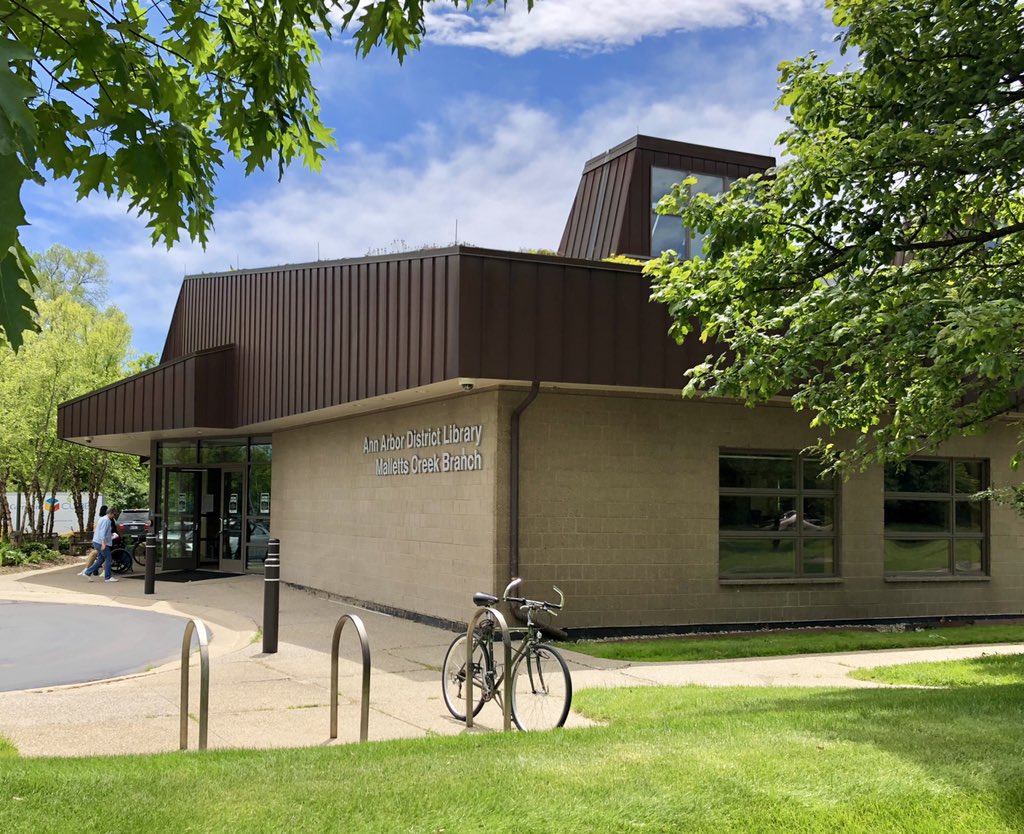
[{"left": 58, "top": 135, "right": 1024, "bottom": 634}]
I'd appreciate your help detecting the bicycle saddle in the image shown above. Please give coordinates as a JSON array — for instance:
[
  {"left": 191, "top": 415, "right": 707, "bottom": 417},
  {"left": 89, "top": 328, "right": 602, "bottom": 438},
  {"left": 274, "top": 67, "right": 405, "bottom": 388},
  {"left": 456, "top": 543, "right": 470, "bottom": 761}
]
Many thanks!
[{"left": 472, "top": 592, "right": 498, "bottom": 607}]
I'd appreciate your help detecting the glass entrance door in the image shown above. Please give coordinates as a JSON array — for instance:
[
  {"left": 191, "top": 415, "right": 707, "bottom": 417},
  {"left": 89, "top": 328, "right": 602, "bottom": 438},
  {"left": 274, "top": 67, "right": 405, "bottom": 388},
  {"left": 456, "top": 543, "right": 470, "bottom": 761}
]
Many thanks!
[
  {"left": 162, "top": 468, "right": 201, "bottom": 571},
  {"left": 220, "top": 468, "right": 245, "bottom": 573}
]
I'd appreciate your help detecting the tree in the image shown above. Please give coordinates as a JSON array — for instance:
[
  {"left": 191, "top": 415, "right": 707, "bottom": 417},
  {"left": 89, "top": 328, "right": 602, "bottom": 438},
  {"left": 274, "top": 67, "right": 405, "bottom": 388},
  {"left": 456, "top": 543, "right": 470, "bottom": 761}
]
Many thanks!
[
  {"left": 0, "top": 245, "right": 144, "bottom": 537},
  {"left": 32, "top": 243, "right": 109, "bottom": 305},
  {"left": 648, "top": 0, "right": 1024, "bottom": 479},
  {"left": 0, "top": 1, "right": 534, "bottom": 349}
]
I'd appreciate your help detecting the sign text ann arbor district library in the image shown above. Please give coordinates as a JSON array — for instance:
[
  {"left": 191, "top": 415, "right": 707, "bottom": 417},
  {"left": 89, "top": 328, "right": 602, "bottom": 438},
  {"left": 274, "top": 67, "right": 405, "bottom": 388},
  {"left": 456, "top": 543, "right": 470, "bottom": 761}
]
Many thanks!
[{"left": 363, "top": 424, "right": 483, "bottom": 476}]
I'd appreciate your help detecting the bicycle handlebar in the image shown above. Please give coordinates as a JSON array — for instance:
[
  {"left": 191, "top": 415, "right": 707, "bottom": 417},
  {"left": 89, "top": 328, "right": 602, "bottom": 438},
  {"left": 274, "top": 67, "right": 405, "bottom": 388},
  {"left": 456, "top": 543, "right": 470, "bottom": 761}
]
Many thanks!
[{"left": 501, "top": 577, "right": 565, "bottom": 612}]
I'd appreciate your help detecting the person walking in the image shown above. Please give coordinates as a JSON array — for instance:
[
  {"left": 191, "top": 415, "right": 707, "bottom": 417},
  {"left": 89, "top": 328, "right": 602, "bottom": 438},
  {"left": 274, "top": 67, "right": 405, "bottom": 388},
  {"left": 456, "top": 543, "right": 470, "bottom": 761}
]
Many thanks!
[
  {"left": 80, "top": 505, "right": 108, "bottom": 578},
  {"left": 81, "top": 506, "right": 119, "bottom": 583}
]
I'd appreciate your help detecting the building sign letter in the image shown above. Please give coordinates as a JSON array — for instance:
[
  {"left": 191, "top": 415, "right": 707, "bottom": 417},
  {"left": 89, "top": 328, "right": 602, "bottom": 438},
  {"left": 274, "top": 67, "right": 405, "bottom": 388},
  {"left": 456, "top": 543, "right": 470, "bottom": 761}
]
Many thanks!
[{"left": 363, "top": 423, "right": 484, "bottom": 477}]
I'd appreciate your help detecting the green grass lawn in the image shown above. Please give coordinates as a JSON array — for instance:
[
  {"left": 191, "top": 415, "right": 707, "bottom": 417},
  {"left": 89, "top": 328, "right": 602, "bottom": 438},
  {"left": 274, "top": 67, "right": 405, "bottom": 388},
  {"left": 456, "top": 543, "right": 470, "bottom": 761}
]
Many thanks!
[
  {"left": 851, "top": 651, "right": 1024, "bottom": 687},
  {"left": 3, "top": 683, "right": 1024, "bottom": 832},
  {"left": 558, "top": 623, "right": 1024, "bottom": 662}
]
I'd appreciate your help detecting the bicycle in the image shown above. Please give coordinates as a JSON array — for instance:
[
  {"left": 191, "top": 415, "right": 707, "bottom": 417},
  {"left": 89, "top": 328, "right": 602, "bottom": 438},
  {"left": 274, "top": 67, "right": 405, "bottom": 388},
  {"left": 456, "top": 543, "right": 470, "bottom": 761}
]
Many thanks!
[
  {"left": 127, "top": 535, "right": 148, "bottom": 568},
  {"left": 441, "top": 577, "right": 573, "bottom": 731}
]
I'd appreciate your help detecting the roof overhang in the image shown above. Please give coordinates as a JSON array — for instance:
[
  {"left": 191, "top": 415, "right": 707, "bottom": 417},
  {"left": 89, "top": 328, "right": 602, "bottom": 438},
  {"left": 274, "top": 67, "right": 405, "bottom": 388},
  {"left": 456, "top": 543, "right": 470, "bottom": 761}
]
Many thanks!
[{"left": 58, "top": 345, "right": 236, "bottom": 456}]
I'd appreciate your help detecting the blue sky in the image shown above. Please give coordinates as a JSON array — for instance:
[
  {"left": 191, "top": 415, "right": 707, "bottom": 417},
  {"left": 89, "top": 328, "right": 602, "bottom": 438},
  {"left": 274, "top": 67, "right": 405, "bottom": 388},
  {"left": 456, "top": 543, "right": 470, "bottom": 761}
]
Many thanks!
[{"left": 21, "top": 0, "right": 842, "bottom": 359}]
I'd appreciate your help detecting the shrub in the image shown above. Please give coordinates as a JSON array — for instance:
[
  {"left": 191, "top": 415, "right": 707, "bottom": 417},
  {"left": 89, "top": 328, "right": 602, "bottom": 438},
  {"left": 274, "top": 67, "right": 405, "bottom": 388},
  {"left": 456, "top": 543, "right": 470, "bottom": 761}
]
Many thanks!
[
  {"left": 0, "top": 540, "right": 62, "bottom": 566},
  {"left": 0, "top": 545, "right": 28, "bottom": 567}
]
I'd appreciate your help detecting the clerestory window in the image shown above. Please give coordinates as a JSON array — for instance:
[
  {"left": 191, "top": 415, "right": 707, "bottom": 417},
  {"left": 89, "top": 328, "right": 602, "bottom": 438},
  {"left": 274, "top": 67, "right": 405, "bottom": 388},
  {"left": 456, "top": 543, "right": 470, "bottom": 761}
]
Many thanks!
[{"left": 650, "top": 167, "right": 732, "bottom": 259}]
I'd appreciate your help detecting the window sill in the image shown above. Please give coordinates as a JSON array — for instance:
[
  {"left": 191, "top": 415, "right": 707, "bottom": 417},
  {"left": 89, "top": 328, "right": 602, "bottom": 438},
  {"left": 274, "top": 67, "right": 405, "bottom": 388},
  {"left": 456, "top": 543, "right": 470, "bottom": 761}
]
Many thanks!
[
  {"left": 884, "top": 575, "right": 990, "bottom": 583},
  {"left": 719, "top": 577, "right": 843, "bottom": 586}
]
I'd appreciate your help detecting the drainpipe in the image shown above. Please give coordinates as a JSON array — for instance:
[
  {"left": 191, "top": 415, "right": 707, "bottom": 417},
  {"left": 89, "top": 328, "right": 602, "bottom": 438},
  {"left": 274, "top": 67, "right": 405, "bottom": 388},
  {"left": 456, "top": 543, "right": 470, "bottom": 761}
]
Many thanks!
[
  {"left": 509, "top": 381, "right": 568, "bottom": 641},
  {"left": 509, "top": 380, "right": 540, "bottom": 580}
]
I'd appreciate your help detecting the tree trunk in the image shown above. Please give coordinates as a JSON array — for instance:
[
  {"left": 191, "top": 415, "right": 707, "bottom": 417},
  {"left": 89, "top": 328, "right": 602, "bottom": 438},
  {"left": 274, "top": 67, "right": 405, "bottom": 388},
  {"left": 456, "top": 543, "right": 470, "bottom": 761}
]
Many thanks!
[
  {"left": 45, "top": 487, "right": 58, "bottom": 537},
  {"left": 0, "top": 474, "right": 9, "bottom": 540},
  {"left": 22, "top": 487, "right": 36, "bottom": 536},
  {"left": 71, "top": 490, "right": 84, "bottom": 533},
  {"left": 31, "top": 479, "right": 44, "bottom": 535},
  {"left": 14, "top": 487, "right": 27, "bottom": 545},
  {"left": 87, "top": 451, "right": 109, "bottom": 530}
]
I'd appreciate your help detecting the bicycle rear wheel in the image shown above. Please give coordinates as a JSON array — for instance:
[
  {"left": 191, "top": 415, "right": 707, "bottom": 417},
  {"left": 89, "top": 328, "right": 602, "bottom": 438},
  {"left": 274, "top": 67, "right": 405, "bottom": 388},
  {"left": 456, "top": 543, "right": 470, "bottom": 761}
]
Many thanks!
[
  {"left": 132, "top": 541, "right": 146, "bottom": 567},
  {"left": 441, "top": 633, "right": 489, "bottom": 721},
  {"left": 510, "top": 644, "right": 572, "bottom": 731}
]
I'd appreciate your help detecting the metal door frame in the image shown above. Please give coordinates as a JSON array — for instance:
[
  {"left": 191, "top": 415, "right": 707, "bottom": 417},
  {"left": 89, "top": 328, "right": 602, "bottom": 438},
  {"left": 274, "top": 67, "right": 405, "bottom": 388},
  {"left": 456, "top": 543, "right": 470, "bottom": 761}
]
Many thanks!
[
  {"left": 160, "top": 467, "right": 202, "bottom": 571},
  {"left": 218, "top": 465, "right": 246, "bottom": 574}
]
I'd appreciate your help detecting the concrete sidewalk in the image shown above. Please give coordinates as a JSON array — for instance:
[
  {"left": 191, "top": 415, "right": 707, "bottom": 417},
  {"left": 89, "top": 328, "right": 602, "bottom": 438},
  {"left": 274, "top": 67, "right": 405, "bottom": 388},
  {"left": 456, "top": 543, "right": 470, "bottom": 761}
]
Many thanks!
[{"left": 1, "top": 562, "right": 1022, "bottom": 758}]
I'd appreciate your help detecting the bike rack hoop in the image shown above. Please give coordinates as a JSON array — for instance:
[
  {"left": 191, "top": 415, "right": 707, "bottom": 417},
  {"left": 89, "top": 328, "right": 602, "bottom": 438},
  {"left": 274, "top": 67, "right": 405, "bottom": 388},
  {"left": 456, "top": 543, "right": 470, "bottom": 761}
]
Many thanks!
[
  {"left": 180, "top": 617, "right": 210, "bottom": 751},
  {"left": 330, "top": 614, "right": 371, "bottom": 742},
  {"left": 465, "top": 606, "right": 513, "bottom": 732}
]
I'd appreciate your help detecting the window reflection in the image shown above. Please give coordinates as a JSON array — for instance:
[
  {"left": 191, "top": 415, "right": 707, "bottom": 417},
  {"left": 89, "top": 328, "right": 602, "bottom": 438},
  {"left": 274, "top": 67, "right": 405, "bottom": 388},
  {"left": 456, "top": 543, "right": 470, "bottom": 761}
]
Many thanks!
[
  {"left": 883, "top": 458, "right": 987, "bottom": 576},
  {"left": 718, "top": 452, "right": 838, "bottom": 578},
  {"left": 650, "top": 166, "right": 731, "bottom": 259}
]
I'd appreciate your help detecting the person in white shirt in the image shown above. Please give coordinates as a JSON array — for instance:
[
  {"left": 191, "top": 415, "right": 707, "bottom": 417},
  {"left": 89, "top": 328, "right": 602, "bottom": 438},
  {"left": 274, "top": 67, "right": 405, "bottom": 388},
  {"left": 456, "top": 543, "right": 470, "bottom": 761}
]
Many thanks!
[{"left": 82, "top": 506, "right": 119, "bottom": 583}]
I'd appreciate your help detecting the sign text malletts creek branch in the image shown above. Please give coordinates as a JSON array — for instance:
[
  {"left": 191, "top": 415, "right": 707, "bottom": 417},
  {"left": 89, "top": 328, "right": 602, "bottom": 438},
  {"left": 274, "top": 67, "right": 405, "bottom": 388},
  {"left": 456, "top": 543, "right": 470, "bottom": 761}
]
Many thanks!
[{"left": 363, "top": 424, "right": 483, "bottom": 476}]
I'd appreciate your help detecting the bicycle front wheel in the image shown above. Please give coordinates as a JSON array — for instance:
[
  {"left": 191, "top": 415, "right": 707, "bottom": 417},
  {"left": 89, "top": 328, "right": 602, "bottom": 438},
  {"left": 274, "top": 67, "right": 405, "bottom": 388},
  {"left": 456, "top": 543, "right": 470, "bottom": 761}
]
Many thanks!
[
  {"left": 441, "top": 633, "right": 489, "bottom": 721},
  {"left": 510, "top": 644, "right": 572, "bottom": 731}
]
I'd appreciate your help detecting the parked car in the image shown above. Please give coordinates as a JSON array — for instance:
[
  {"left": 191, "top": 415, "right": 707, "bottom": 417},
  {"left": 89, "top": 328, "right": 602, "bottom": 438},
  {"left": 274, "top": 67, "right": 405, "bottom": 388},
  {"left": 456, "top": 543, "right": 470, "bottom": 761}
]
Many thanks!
[
  {"left": 165, "top": 520, "right": 194, "bottom": 553},
  {"left": 116, "top": 509, "right": 152, "bottom": 538}
]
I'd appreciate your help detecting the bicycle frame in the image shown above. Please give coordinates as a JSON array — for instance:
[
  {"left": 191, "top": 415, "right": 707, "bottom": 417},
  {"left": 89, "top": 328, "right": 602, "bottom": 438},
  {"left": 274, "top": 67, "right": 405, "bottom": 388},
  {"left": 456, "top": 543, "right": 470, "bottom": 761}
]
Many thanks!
[
  {"left": 472, "top": 578, "right": 565, "bottom": 701},
  {"left": 447, "top": 577, "right": 572, "bottom": 732}
]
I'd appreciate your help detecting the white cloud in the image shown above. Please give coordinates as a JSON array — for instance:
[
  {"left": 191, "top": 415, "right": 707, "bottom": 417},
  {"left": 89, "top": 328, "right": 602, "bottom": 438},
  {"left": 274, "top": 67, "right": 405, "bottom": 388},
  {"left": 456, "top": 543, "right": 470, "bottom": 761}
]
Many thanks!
[
  {"left": 424, "top": 0, "right": 822, "bottom": 55},
  {"left": 166, "top": 86, "right": 785, "bottom": 265}
]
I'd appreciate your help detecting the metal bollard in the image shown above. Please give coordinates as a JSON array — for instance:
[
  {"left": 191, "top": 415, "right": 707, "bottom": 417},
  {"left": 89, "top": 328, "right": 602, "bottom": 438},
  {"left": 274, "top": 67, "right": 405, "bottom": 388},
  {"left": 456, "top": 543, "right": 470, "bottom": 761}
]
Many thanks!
[
  {"left": 144, "top": 534, "right": 157, "bottom": 595},
  {"left": 262, "top": 538, "right": 280, "bottom": 654}
]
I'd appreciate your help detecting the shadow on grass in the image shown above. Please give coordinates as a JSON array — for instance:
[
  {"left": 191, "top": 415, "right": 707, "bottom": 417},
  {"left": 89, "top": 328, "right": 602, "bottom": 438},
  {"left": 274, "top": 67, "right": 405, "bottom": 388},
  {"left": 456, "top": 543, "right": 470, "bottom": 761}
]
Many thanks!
[{"left": 701, "top": 684, "right": 1024, "bottom": 831}]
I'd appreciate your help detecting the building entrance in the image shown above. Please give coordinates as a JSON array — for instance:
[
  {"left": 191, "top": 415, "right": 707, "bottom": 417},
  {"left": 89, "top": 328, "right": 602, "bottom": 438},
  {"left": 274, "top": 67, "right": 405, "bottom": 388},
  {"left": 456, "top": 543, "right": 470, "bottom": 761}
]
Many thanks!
[
  {"left": 154, "top": 437, "right": 272, "bottom": 574},
  {"left": 159, "top": 466, "right": 245, "bottom": 573}
]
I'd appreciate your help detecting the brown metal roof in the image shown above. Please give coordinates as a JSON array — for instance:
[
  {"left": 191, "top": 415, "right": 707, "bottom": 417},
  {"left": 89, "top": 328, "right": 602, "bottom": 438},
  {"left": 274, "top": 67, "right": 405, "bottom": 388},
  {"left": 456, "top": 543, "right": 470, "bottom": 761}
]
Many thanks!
[
  {"left": 559, "top": 134, "right": 775, "bottom": 260},
  {"left": 58, "top": 246, "right": 709, "bottom": 452},
  {"left": 58, "top": 346, "right": 236, "bottom": 450},
  {"left": 61, "top": 135, "right": 778, "bottom": 453}
]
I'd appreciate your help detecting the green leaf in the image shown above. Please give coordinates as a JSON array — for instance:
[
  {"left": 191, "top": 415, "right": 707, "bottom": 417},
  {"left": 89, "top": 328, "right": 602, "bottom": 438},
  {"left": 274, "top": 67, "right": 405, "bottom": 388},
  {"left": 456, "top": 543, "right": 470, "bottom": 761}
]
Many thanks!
[
  {"left": 0, "top": 243, "right": 38, "bottom": 352},
  {"left": 0, "top": 153, "right": 27, "bottom": 250},
  {"left": 0, "top": 38, "right": 37, "bottom": 156}
]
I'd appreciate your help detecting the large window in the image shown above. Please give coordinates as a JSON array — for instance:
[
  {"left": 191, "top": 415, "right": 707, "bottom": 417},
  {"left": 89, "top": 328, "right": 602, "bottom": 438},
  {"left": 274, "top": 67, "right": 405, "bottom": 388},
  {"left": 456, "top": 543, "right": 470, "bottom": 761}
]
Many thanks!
[
  {"left": 884, "top": 459, "right": 987, "bottom": 576},
  {"left": 650, "top": 167, "right": 731, "bottom": 259},
  {"left": 719, "top": 452, "right": 838, "bottom": 578}
]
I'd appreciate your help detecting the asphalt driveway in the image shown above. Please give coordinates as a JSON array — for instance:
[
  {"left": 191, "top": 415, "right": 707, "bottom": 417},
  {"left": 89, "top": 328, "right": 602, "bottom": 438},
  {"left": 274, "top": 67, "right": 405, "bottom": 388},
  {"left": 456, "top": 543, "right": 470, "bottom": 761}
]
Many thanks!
[{"left": 0, "top": 599, "right": 188, "bottom": 692}]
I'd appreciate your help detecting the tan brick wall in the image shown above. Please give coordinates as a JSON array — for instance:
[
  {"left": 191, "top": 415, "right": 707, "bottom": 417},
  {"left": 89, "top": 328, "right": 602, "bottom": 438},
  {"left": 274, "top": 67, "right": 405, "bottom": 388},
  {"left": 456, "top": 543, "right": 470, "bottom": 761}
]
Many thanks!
[
  {"left": 270, "top": 385, "right": 1024, "bottom": 631},
  {"left": 512, "top": 389, "right": 1024, "bottom": 630},
  {"left": 272, "top": 392, "right": 502, "bottom": 624}
]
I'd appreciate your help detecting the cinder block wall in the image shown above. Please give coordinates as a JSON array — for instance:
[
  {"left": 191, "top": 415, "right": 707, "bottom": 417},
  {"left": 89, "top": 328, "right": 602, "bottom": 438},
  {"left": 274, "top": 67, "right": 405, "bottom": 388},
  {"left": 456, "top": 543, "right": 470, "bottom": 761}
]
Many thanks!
[
  {"left": 272, "top": 391, "right": 501, "bottom": 624},
  {"left": 513, "top": 389, "right": 1024, "bottom": 630}
]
